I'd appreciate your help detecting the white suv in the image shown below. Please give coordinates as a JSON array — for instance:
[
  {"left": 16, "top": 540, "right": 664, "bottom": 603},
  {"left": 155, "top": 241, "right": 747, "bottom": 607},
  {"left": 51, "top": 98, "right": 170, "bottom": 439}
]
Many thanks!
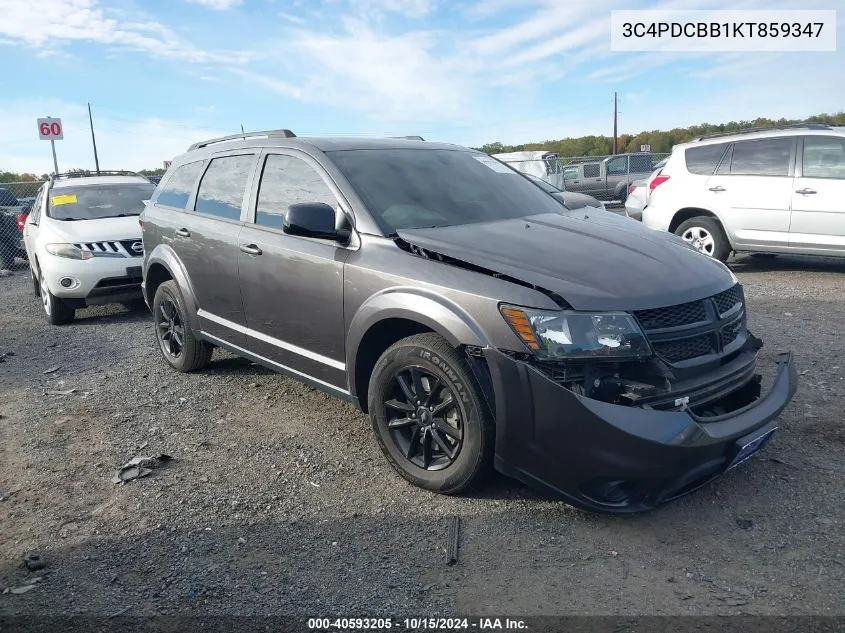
[
  {"left": 642, "top": 125, "right": 845, "bottom": 261},
  {"left": 22, "top": 172, "right": 156, "bottom": 324}
]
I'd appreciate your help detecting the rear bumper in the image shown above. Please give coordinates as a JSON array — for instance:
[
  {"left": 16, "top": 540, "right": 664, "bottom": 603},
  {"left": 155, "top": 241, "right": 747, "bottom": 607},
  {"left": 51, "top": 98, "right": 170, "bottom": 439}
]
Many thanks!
[
  {"left": 641, "top": 202, "right": 673, "bottom": 232},
  {"left": 485, "top": 348, "right": 797, "bottom": 513}
]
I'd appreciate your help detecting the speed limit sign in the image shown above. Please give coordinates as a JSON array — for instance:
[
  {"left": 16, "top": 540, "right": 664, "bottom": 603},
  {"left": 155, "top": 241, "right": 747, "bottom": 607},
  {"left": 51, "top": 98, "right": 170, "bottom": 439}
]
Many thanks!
[{"left": 37, "top": 117, "right": 64, "bottom": 140}]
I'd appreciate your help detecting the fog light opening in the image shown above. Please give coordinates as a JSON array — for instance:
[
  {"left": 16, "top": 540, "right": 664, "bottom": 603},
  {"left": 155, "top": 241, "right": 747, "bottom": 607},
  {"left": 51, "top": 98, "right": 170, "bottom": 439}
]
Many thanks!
[{"left": 59, "top": 277, "right": 79, "bottom": 289}]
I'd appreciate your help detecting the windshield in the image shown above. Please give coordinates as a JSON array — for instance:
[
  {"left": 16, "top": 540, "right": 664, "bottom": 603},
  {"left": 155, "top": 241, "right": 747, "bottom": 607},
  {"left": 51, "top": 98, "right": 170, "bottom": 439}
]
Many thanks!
[
  {"left": 47, "top": 183, "right": 155, "bottom": 220},
  {"left": 527, "top": 175, "right": 561, "bottom": 194},
  {"left": 329, "top": 149, "right": 565, "bottom": 233}
]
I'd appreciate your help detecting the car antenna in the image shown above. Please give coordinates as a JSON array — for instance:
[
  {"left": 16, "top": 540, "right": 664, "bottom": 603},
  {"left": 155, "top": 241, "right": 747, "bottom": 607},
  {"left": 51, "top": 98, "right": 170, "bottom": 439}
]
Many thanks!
[{"left": 240, "top": 124, "right": 246, "bottom": 140}]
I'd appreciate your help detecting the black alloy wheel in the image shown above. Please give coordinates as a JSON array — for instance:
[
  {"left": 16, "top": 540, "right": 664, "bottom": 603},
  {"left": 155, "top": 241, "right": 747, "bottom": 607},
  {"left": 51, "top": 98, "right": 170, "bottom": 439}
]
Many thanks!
[
  {"left": 383, "top": 365, "right": 464, "bottom": 471},
  {"left": 156, "top": 297, "right": 185, "bottom": 360}
]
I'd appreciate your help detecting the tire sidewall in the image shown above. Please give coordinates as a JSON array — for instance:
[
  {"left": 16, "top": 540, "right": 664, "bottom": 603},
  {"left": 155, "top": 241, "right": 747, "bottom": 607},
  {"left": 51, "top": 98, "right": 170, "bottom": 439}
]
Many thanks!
[{"left": 368, "top": 342, "right": 488, "bottom": 493}]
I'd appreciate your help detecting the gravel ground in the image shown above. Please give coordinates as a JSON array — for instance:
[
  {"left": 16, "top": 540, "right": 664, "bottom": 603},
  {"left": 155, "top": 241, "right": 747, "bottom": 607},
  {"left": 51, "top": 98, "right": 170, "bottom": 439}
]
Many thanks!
[{"left": 1, "top": 254, "right": 844, "bottom": 624}]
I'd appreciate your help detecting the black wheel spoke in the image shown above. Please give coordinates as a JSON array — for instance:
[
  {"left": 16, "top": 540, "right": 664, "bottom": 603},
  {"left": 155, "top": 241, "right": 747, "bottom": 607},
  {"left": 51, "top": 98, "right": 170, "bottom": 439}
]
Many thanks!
[
  {"left": 409, "top": 368, "right": 426, "bottom": 404},
  {"left": 396, "top": 375, "right": 415, "bottom": 403},
  {"left": 406, "top": 426, "right": 421, "bottom": 459},
  {"left": 388, "top": 417, "right": 416, "bottom": 429},
  {"left": 431, "top": 429, "right": 456, "bottom": 461},
  {"left": 421, "top": 428, "right": 432, "bottom": 468},
  {"left": 424, "top": 378, "right": 443, "bottom": 407},
  {"left": 434, "top": 417, "right": 461, "bottom": 440},
  {"left": 385, "top": 398, "right": 414, "bottom": 413},
  {"left": 431, "top": 393, "right": 454, "bottom": 415}
]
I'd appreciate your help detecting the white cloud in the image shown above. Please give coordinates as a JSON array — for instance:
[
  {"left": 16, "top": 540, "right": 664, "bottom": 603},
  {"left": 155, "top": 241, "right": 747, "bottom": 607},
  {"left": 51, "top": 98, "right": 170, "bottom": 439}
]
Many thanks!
[
  {"left": 351, "top": 0, "right": 438, "bottom": 19},
  {"left": 0, "top": 100, "right": 227, "bottom": 174},
  {"left": 186, "top": 0, "right": 244, "bottom": 9},
  {"left": 0, "top": 0, "right": 251, "bottom": 63}
]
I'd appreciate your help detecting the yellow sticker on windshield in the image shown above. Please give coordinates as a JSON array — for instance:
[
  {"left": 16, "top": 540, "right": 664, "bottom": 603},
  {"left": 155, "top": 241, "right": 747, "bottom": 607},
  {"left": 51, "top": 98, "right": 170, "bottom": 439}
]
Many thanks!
[{"left": 50, "top": 194, "right": 78, "bottom": 206}]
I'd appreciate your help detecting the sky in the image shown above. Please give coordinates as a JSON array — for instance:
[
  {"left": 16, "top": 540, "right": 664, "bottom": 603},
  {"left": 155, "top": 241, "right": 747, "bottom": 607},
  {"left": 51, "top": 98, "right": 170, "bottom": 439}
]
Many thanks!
[{"left": 0, "top": 0, "right": 843, "bottom": 174}]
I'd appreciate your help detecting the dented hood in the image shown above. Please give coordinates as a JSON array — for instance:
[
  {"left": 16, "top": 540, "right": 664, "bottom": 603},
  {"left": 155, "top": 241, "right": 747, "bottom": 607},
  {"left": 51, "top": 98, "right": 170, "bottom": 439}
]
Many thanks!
[{"left": 396, "top": 212, "right": 736, "bottom": 312}]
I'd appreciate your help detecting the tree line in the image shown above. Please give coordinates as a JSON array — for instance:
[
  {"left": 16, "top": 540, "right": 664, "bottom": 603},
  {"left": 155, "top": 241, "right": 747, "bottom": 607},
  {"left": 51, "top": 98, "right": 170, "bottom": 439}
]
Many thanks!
[
  {"left": 3, "top": 112, "right": 844, "bottom": 182},
  {"left": 473, "top": 112, "right": 845, "bottom": 157},
  {"left": 0, "top": 167, "right": 167, "bottom": 183}
]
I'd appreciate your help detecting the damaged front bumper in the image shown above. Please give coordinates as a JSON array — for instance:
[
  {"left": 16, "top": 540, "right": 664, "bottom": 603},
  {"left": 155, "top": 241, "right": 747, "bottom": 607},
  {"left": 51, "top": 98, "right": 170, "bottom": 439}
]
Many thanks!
[{"left": 485, "top": 347, "right": 797, "bottom": 513}]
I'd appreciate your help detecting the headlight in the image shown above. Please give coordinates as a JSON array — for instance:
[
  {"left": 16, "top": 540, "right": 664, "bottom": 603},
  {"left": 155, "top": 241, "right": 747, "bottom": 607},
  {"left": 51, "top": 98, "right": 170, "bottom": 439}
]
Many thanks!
[
  {"left": 500, "top": 305, "right": 651, "bottom": 360},
  {"left": 45, "top": 243, "right": 93, "bottom": 260}
]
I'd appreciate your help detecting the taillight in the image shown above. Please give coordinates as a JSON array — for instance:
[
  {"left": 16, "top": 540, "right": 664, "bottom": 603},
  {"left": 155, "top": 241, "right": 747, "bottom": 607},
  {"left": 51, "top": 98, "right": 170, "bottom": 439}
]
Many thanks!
[
  {"left": 649, "top": 175, "right": 670, "bottom": 191},
  {"left": 628, "top": 183, "right": 636, "bottom": 194},
  {"left": 16, "top": 213, "right": 27, "bottom": 231}
]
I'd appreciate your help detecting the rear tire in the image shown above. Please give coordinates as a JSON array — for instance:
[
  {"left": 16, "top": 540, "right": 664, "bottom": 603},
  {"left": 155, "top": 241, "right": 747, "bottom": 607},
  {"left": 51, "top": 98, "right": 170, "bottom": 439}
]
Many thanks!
[
  {"left": 675, "top": 216, "right": 731, "bottom": 262},
  {"left": 152, "top": 280, "right": 213, "bottom": 372},
  {"left": 39, "top": 269, "right": 74, "bottom": 325},
  {"left": 368, "top": 333, "right": 494, "bottom": 495}
]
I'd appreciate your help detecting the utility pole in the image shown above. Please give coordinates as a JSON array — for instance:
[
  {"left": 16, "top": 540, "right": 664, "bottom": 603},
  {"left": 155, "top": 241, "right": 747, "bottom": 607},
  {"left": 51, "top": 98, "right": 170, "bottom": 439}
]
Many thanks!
[
  {"left": 612, "top": 92, "right": 618, "bottom": 155},
  {"left": 88, "top": 102, "right": 101, "bottom": 175}
]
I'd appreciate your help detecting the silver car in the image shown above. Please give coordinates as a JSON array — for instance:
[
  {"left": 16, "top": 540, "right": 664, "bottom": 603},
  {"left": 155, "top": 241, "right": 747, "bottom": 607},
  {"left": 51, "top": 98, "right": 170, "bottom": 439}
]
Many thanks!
[{"left": 643, "top": 125, "right": 845, "bottom": 261}]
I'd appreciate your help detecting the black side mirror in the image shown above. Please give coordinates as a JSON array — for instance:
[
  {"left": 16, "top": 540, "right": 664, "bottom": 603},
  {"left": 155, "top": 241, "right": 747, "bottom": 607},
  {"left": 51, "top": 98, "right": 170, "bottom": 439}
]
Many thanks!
[{"left": 283, "top": 202, "right": 349, "bottom": 244}]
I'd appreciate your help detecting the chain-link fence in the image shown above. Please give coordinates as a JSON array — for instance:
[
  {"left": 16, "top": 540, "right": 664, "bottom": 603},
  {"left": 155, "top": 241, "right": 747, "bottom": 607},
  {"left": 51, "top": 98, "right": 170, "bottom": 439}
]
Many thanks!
[
  {"left": 495, "top": 152, "right": 672, "bottom": 204},
  {"left": 0, "top": 181, "right": 45, "bottom": 271}
]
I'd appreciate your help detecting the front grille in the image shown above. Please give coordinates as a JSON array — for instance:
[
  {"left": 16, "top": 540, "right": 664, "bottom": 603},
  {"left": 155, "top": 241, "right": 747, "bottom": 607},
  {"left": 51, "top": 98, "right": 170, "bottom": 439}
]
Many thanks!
[
  {"left": 636, "top": 284, "right": 746, "bottom": 365},
  {"left": 75, "top": 240, "right": 143, "bottom": 258},
  {"left": 721, "top": 316, "right": 744, "bottom": 347},
  {"left": 653, "top": 335, "right": 714, "bottom": 362},
  {"left": 635, "top": 299, "right": 707, "bottom": 329},
  {"left": 714, "top": 285, "right": 742, "bottom": 316}
]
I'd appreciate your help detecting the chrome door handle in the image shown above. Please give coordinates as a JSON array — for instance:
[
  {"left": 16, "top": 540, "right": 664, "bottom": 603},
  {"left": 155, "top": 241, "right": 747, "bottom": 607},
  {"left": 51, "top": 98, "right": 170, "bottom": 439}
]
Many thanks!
[
  {"left": 795, "top": 188, "right": 817, "bottom": 195},
  {"left": 175, "top": 228, "right": 191, "bottom": 238},
  {"left": 239, "top": 244, "right": 262, "bottom": 256},
  {"left": 708, "top": 186, "right": 726, "bottom": 192}
]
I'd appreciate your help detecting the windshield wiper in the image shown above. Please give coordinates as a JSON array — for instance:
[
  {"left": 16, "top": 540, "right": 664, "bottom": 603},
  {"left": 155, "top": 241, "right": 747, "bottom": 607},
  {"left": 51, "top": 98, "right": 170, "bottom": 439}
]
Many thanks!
[{"left": 112, "top": 213, "right": 141, "bottom": 217}]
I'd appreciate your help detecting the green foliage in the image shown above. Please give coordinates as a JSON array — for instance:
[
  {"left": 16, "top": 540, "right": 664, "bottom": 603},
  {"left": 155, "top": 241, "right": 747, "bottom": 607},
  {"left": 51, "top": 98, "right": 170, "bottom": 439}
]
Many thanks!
[{"left": 474, "top": 112, "right": 845, "bottom": 157}]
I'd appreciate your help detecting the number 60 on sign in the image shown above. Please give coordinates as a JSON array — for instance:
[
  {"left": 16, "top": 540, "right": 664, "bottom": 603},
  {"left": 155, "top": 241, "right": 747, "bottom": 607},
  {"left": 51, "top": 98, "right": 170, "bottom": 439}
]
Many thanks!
[{"left": 38, "top": 118, "right": 64, "bottom": 140}]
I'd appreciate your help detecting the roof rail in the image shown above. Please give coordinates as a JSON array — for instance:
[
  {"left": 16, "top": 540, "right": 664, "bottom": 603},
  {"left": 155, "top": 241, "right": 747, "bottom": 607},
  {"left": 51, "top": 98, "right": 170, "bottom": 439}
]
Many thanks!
[
  {"left": 188, "top": 129, "right": 296, "bottom": 151},
  {"left": 389, "top": 135, "right": 425, "bottom": 141},
  {"left": 50, "top": 170, "right": 149, "bottom": 182},
  {"left": 692, "top": 124, "right": 832, "bottom": 142}
]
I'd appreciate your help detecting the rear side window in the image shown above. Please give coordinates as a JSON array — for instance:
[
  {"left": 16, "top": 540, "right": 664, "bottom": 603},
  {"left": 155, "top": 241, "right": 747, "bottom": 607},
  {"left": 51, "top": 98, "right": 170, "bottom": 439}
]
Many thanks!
[
  {"left": 194, "top": 154, "right": 256, "bottom": 221},
  {"left": 255, "top": 154, "right": 338, "bottom": 229},
  {"left": 802, "top": 136, "right": 845, "bottom": 179},
  {"left": 156, "top": 161, "right": 204, "bottom": 209},
  {"left": 629, "top": 154, "right": 653, "bottom": 173},
  {"left": 685, "top": 143, "right": 729, "bottom": 175},
  {"left": 583, "top": 163, "right": 600, "bottom": 178},
  {"left": 728, "top": 138, "right": 792, "bottom": 176},
  {"left": 606, "top": 156, "right": 627, "bottom": 175}
]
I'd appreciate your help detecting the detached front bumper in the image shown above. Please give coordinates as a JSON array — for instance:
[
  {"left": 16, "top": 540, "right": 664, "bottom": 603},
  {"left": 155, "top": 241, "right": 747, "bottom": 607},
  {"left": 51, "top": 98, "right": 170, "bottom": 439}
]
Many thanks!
[{"left": 485, "top": 348, "right": 797, "bottom": 513}]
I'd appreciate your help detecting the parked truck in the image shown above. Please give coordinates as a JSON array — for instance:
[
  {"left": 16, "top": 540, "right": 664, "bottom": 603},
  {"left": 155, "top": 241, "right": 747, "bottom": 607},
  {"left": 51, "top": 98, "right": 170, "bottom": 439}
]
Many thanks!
[{"left": 561, "top": 153, "right": 656, "bottom": 203}]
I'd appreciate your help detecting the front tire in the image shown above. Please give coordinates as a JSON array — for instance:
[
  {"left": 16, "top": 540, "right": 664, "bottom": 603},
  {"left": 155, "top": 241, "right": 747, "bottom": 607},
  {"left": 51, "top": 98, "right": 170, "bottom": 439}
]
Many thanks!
[
  {"left": 675, "top": 216, "right": 731, "bottom": 262},
  {"left": 39, "top": 269, "right": 74, "bottom": 325},
  {"left": 152, "top": 280, "right": 213, "bottom": 372},
  {"left": 368, "top": 333, "right": 494, "bottom": 495}
]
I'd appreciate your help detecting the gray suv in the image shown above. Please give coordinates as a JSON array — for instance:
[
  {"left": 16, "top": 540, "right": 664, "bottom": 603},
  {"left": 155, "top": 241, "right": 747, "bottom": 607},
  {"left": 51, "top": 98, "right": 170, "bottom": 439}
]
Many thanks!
[{"left": 141, "top": 130, "right": 797, "bottom": 513}]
